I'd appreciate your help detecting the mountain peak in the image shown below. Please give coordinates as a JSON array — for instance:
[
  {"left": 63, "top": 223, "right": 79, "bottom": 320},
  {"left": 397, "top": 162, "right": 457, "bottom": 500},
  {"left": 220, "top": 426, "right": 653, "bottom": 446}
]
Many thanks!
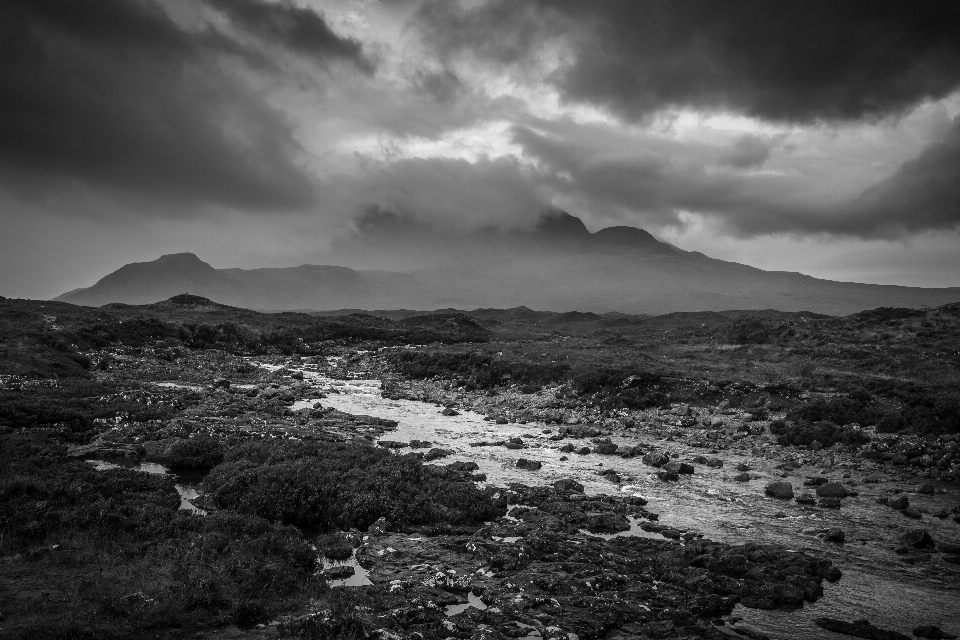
[
  {"left": 534, "top": 208, "right": 590, "bottom": 239},
  {"left": 583, "top": 226, "right": 676, "bottom": 255},
  {"left": 153, "top": 252, "right": 209, "bottom": 266}
]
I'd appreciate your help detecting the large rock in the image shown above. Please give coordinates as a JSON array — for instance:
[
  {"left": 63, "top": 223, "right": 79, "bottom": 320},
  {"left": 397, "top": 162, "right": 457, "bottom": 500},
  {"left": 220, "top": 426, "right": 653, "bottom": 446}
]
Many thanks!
[
  {"left": 642, "top": 451, "right": 670, "bottom": 467},
  {"left": 594, "top": 443, "right": 618, "bottom": 455},
  {"left": 889, "top": 495, "right": 910, "bottom": 509},
  {"left": 816, "top": 482, "right": 849, "bottom": 498},
  {"left": 516, "top": 458, "right": 542, "bottom": 471},
  {"left": 664, "top": 461, "right": 695, "bottom": 474},
  {"left": 900, "top": 529, "right": 935, "bottom": 549},
  {"left": 765, "top": 481, "right": 794, "bottom": 499},
  {"left": 825, "top": 528, "right": 845, "bottom": 543},
  {"left": 553, "top": 478, "right": 584, "bottom": 493}
]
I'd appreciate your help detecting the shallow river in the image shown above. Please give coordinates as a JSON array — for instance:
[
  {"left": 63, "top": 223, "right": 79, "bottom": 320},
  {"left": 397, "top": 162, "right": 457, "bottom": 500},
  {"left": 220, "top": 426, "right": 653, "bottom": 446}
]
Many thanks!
[{"left": 295, "top": 374, "right": 960, "bottom": 639}]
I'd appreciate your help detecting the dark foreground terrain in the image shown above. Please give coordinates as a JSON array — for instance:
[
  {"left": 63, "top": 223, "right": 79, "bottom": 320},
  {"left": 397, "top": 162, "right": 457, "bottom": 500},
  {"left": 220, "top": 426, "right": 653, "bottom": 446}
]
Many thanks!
[{"left": 1, "top": 294, "right": 959, "bottom": 640}]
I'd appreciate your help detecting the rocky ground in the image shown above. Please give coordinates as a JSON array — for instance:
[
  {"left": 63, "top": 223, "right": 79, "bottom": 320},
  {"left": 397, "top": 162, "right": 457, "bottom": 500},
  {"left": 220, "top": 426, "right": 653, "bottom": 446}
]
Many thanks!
[{"left": 3, "top": 296, "right": 960, "bottom": 639}]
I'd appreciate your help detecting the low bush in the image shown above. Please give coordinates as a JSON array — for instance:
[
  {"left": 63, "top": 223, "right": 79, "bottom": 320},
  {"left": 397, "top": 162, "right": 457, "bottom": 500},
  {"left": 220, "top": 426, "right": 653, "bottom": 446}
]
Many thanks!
[
  {"left": 786, "top": 396, "right": 881, "bottom": 428},
  {"left": 205, "top": 440, "right": 505, "bottom": 531},
  {"left": 0, "top": 433, "right": 323, "bottom": 635},
  {"left": 165, "top": 435, "right": 225, "bottom": 468},
  {"left": 769, "top": 419, "right": 870, "bottom": 448}
]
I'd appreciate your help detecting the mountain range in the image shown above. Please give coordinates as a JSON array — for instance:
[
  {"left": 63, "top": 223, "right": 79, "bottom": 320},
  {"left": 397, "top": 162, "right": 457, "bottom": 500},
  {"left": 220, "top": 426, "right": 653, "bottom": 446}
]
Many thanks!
[{"left": 55, "top": 211, "right": 960, "bottom": 315}]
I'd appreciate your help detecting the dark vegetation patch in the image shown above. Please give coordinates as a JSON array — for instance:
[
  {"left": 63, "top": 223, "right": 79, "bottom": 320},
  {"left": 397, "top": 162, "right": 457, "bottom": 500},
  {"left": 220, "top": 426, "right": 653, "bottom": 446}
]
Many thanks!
[
  {"left": 0, "top": 379, "right": 186, "bottom": 440},
  {"left": 205, "top": 440, "right": 505, "bottom": 531},
  {"left": 164, "top": 434, "right": 226, "bottom": 468},
  {"left": 386, "top": 350, "right": 670, "bottom": 409},
  {"left": 769, "top": 419, "right": 871, "bottom": 448},
  {"left": 0, "top": 432, "right": 322, "bottom": 637}
]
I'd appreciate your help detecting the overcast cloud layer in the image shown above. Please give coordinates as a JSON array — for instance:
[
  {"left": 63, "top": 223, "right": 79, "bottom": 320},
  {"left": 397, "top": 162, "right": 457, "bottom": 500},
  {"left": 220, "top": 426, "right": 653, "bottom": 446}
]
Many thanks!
[{"left": 1, "top": 0, "right": 960, "bottom": 298}]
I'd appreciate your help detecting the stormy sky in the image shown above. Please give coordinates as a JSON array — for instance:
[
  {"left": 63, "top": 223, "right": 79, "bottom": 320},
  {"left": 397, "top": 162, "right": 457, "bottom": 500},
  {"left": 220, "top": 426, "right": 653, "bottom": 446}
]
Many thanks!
[{"left": 2, "top": 0, "right": 960, "bottom": 298}]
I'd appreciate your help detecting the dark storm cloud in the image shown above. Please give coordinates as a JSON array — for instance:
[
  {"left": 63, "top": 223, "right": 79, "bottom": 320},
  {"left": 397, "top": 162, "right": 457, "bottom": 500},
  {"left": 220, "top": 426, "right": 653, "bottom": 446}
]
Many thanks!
[
  {"left": 206, "top": 0, "right": 374, "bottom": 72},
  {"left": 414, "top": 0, "right": 960, "bottom": 122},
  {"left": 848, "top": 117, "right": 960, "bottom": 236},
  {"left": 512, "top": 120, "right": 960, "bottom": 239},
  {"left": 0, "top": 0, "right": 370, "bottom": 213},
  {"left": 722, "top": 136, "right": 773, "bottom": 169}
]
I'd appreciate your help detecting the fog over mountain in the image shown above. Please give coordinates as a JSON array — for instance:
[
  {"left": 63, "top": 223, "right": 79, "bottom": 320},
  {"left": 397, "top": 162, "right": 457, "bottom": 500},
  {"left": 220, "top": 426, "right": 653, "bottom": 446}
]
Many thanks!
[{"left": 57, "top": 211, "right": 960, "bottom": 315}]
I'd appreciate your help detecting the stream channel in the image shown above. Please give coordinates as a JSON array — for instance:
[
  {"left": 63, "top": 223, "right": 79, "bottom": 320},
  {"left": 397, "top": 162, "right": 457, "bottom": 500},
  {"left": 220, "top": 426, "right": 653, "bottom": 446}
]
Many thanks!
[{"left": 290, "top": 367, "right": 960, "bottom": 640}]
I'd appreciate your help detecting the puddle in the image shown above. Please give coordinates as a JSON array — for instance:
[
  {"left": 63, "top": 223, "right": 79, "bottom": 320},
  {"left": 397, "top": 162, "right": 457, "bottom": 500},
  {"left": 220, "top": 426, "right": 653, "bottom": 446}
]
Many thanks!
[
  {"left": 444, "top": 592, "right": 488, "bottom": 616},
  {"left": 153, "top": 381, "right": 203, "bottom": 390},
  {"left": 323, "top": 551, "right": 373, "bottom": 587},
  {"left": 87, "top": 459, "right": 207, "bottom": 514}
]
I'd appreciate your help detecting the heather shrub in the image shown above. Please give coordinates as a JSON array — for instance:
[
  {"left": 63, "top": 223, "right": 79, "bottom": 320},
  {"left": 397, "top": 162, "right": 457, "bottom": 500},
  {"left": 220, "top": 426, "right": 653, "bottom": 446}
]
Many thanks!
[{"left": 205, "top": 440, "right": 505, "bottom": 531}]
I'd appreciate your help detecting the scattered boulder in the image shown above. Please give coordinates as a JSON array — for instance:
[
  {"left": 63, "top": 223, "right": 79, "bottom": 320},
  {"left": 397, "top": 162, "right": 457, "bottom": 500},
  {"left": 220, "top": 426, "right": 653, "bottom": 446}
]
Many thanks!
[
  {"left": 642, "top": 451, "right": 671, "bottom": 467},
  {"left": 917, "top": 484, "right": 936, "bottom": 495},
  {"left": 441, "top": 408, "right": 460, "bottom": 416},
  {"left": 516, "top": 458, "right": 542, "bottom": 471},
  {"left": 664, "top": 461, "right": 695, "bottom": 474},
  {"left": 594, "top": 442, "right": 618, "bottom": 455},
  {"left": 734, "top": 472, "right": 752, "bottom": 482},
  {"left": 765, "top": 481, "right": 794, "bottom": 499},
  {"left": 825, "top": 528, "right": 845, "bottom": 543},
  {"left": 889, "top": 495, "right": 910, "bottom": 510},
  {"left": 819, "top": 498, "right": 842, "bottom": 509},
  {"left": 903, "top": 506, "right": 923, "bottom": 519},
  {"left": 553, "top": 478, "right": 584, "bottom": 493},
  {"left": 816, "top": 482, "right": 850, "bottom": 498},
  {"left": 796, "top": 493, "right": 816, "bottom": 505},
  {"left": 425, "top": 448, "right": 451, "bottom": 461},
  {"left": 706, "top": 458, "right": 724, "bottom": 468},
  {"left": 657, "top": 470, "right": 680, "bottom": 482},
  {"left": 900, "top": 529, "right": 935, "bottom": 549}
]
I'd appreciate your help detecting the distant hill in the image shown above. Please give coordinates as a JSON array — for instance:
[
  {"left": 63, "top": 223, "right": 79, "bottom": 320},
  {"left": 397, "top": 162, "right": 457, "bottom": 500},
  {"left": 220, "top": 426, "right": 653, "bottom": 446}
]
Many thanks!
[{"left": 55, "top": 212, "right": 960, "bottom": 315}]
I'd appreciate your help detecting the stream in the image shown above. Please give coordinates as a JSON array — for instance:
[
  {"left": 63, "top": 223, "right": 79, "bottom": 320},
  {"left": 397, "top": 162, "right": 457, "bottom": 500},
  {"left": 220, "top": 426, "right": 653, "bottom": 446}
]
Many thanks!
[{"left": 289, "top": 369, "right": 960, "bottom": 639}]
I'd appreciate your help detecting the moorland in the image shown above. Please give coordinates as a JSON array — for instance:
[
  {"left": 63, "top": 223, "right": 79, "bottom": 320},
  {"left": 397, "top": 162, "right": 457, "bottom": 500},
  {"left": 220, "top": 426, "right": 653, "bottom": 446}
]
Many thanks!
[{"left": 1, "top": 294, "right": 959, "bottom": 640}]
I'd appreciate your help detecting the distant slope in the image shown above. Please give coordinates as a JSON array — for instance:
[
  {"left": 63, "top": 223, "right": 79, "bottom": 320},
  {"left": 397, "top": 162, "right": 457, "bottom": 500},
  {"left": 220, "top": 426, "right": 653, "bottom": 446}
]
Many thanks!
[{"left": 55, "top": 214, "right": 960, "bottom": 315}]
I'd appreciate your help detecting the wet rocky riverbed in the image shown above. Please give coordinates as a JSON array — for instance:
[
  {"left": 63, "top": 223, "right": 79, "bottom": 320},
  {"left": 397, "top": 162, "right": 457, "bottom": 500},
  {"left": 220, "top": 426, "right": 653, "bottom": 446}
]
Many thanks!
[
  {"left": 285, "top": 358, "right": 960, "bottom": 640},
  {"left": 59, "top": 350, "right": 960, "bottom": 639}
]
